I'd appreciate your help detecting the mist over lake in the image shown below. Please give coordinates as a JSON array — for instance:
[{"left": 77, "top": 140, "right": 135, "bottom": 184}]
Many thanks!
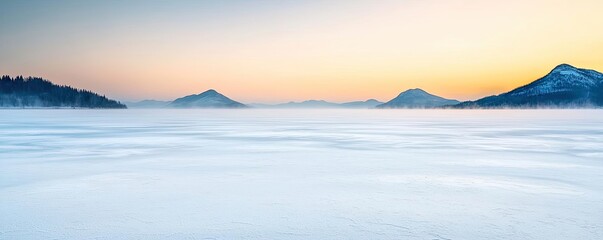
[{"left": 1, "top": 109, "right": 602, "bottom": 239}]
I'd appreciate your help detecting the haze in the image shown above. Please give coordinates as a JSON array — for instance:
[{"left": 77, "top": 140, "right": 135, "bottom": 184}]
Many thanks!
[{"left": 1, "top": 0, "right": 602, "bottom": 103}]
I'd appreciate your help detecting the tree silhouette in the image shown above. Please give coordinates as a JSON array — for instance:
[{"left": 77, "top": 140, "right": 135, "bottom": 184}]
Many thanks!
[{"left": 0, "top": 75, "right": 126, "bottom": 108}]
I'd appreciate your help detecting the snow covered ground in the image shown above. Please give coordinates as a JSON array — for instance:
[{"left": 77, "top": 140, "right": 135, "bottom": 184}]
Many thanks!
[{"left": 1, "top": 109, "right": 602, "bottom": 239}]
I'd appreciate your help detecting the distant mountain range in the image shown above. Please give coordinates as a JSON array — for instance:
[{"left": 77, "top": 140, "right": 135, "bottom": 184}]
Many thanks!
[
  {"left": 249, "top": 99, "right": 383, "bottom": 109},
  {"left": 123, "top": 100, "right": 170, "bottom": 108},
  {"left": 0, "top": 75, "right": 125, "bottom": 108},
  {"left": 255, "top": 100, "right": 340, "bottom": 109},
  {"left": 4, "top": 64, "right": 602, "bottom": 109},
  {"left": 376, "top": 88, "right": 459, "bottom": 108},
  {"left": 124, "top": 90, "right": 249, "bottom": 109},
  {"left": 340, "top": 99, "right": 383, "bottom": 108},
  {"left": 454, "top": 64, "right": 603, "bottom": 108}
]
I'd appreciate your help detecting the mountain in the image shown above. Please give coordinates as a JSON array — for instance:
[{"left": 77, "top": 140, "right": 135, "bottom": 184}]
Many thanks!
[
  {"left": 249, "top": 100, "right": 340, "bottom": 108},
  {"left": 169, "top": 89, "right": 248, "bottom": 108},
  {"left": 124, "top": 100, "right": 170, "bottom": 108},
  {"left": 273, "top": 100, "right": 341, "bottom": 108},
  {"left": 376, "top": 88, "right": 459, "bottom": 108},
  {"left": 0, "top": 75, "right": 126, "bottom": 108},
  {"left": 455, "top": 64, "right": 603, "bottom": 108},
  {"left": 250, "top": 99, "right": 383, "bottom": 109},
  {"left": 247, "top": 103, "right": 275, "bottom": 108},
  {"left": 340, "top": 99, "right": 384, "bottom": 108}
]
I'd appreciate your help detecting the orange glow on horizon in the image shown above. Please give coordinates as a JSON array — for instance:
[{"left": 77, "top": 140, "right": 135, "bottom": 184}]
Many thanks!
[{"left": 1, "top": 0, "right": 602, "bottom": 103}]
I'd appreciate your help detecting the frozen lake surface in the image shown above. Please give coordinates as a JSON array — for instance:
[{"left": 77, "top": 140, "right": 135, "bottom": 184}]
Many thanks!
[{"left": 1, "top": 109, "right": 602, "bottom": 239}]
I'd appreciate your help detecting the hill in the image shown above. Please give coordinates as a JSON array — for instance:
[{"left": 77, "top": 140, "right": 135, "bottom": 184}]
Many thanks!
[
  {"left": 376, "top": 88, "right": 459, "bottom": 108},
  {"left": 169, "top": 89, "right": 247, "bottom": 108}
]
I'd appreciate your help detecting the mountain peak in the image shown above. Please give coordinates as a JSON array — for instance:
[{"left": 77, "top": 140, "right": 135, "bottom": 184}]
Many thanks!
[
  {"left": 403, "top": 88, "right": 426, "bottom": 93},
  {"left": 200, "top": 89, "right": 219, "bottom": 95},
  {"left": 377, "top": 89, "right": 459, "bottom": 108},
  {"left": 397, "top": 88, "right": 430, "bottom": 98},
  {"left": 302, "top": 100, "right": 328, "bottom": 103},
  {"left": 551, "top": 63, "right": 578, "bottom": 72},
  {"left": 169, "top": 89, "right": 247, "bottom": 108},
  {"left": 456, "top": 64, "right": 603, "bottom": 108}
]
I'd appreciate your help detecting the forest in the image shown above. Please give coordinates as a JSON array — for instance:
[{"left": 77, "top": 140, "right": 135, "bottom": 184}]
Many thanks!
[{"left": 0, "top": 75, "right": 126, "bottom": 108}]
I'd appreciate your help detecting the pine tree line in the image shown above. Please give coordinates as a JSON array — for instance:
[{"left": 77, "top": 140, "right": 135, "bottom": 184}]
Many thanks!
[{"left": 0, "top": 75, "right": 126, "bottom": 108}]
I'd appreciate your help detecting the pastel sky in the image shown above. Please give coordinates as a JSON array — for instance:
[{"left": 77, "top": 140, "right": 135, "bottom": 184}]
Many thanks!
[{"left": 1, "top": 0, "right": 602, "bottom": 103}]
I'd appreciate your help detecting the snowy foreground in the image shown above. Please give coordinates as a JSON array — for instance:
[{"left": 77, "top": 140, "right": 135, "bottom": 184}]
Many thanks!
[{"left": 1, "top": 109, "right": 602, "bottom": 240}]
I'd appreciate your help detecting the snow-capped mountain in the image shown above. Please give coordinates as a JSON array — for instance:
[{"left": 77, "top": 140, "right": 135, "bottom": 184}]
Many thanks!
[
  {"left": 376, "top": 88, "right": 459, "bottom": 108},
  {"left": 169, "top": 89, "right": 248, "bottom": 108},
  {"left": 455, "top": 64, "right": 603, "bottom": 108}
]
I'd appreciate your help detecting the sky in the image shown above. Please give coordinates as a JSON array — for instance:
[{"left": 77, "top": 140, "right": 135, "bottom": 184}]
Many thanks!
[{"left": 1, "top": 0, "right": 602, "bottom": 103}]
